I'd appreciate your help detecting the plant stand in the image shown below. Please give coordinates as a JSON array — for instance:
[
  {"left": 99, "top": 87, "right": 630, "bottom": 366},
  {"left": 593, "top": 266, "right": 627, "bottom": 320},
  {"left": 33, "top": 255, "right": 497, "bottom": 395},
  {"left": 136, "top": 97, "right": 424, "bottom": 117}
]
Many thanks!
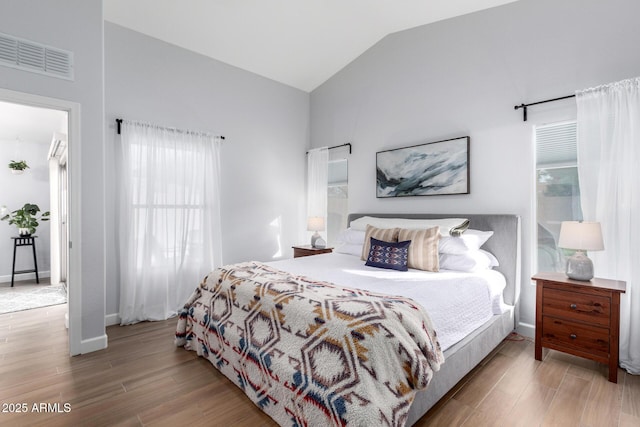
[{"left": 11, "top": 236, "right": 39, "bottom": 287}]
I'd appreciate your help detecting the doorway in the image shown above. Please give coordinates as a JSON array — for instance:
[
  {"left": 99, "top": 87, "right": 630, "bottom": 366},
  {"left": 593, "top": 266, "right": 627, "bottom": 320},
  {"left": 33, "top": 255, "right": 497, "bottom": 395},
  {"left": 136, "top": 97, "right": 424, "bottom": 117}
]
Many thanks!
[
  {"left": 0, "top": 88, "right": 81, "bottom": 355},
  {"left": 0, "top": 101, "right": 67, "bottom": 314}
]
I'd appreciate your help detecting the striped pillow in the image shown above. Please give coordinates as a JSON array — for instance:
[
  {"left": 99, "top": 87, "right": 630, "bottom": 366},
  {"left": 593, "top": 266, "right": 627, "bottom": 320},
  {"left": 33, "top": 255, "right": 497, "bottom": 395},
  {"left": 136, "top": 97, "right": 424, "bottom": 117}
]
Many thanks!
[
  {"left": 398, "top": 227, "right": 440, "bottom": 271},
  {"left": 361, "top": 225, "right": 400, "bottom": 260}
]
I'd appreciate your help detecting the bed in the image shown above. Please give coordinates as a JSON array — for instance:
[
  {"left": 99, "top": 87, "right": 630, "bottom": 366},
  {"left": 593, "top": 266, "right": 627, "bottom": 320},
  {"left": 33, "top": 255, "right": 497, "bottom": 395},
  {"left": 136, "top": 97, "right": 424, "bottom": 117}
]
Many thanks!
[{"left": 176, "top": 213, "right": 521, "bottom": 426}]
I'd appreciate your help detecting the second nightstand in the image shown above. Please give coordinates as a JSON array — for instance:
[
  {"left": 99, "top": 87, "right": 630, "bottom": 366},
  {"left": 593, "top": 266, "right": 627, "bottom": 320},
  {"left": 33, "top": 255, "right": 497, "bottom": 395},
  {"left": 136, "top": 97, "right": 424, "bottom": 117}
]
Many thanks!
[
  {"left": 292, "top": 245, "right": 333, "bottom": 258},
  {"left": 533, "top": 272, "right": 626, "bottom": 383}
]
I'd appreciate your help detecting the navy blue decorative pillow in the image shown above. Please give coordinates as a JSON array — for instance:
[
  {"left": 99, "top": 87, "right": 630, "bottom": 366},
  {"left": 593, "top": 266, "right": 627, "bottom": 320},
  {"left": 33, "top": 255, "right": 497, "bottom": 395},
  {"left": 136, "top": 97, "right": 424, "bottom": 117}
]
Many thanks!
[{"left": 365, "top": 237, "right": 411, "bottom": 271}]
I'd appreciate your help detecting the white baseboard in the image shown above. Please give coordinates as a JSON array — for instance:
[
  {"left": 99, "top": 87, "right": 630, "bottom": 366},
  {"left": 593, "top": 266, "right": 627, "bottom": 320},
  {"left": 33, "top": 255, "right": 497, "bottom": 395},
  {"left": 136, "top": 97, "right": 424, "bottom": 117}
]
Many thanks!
[
  {"left": 0, "top": 271, "right": 51, "bottom": 283},
  {"left": 517, "top": 322, "right": 535, "bottom": 339},
  {"left": 105, "top": 313, "right": 120, "bottom": 326},
  {"left": 81, "top": 334, "right": 108, "bottom": 354}
]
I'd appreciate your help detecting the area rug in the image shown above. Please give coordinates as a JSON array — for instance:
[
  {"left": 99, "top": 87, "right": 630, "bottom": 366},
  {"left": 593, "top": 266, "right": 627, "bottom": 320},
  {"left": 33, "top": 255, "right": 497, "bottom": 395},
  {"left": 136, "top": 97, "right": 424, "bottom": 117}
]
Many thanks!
[{"left": 0, "top": 284, "right": 67, "bottom": 314}]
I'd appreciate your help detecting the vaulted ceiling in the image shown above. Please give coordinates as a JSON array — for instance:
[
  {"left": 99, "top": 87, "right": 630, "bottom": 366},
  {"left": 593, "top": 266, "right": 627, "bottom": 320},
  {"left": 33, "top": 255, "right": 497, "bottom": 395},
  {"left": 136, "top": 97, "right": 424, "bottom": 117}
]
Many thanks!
[
  {"left": 104, "top": 0, "right": 520, "bottom": 92},
  {"left": 1, "top": 2, "right": 521, "bottom": 146}
]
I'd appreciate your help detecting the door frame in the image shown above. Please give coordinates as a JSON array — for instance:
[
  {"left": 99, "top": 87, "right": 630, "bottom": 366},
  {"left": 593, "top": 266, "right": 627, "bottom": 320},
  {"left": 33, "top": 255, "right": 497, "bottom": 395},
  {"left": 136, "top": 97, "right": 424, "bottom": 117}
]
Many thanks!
[{"left": 0, "top": 87, "right": 82, "bottom": 355}]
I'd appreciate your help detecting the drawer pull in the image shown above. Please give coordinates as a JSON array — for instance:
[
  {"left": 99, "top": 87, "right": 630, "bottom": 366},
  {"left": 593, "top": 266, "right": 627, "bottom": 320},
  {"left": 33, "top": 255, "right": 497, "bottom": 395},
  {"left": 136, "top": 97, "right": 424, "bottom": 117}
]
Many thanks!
[
  {"left": 570, "top": 333, "right": 577, "bottom": 340},
  {"left": 570, "top": 303, "right": 577, "bottom": 309}
]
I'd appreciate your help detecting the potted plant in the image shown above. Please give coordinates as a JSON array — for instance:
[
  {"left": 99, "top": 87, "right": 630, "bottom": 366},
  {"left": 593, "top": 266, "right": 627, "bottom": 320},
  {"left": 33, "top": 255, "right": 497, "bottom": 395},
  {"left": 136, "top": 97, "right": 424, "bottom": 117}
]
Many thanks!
[
  {"left": 1, "top": 203, "right": 50, "bottom": 236},
  {"left": 8, "top": 160, "right": 29, "bottom": 174}
]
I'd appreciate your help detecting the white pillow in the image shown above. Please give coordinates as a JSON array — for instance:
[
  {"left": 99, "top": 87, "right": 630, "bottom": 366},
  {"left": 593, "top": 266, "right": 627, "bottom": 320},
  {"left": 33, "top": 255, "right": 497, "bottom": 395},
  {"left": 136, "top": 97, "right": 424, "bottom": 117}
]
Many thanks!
[
  {"left": 439, "top": 249, "right": 498, "bottom": 272},
  {"left": 439, "top": 229, "right": 494, "bottom": 254},
  {"left": 335, "top": 228, "right": 366, "bottom": 245},
  {"left": 481, "top": 249, "right": 500, "bottom": 267},
  {"left": 334, "top": 243, "right": 363, "bottom": 257},
  {"left": 350, "top": 216, "right": 469, "bottom": 237}
]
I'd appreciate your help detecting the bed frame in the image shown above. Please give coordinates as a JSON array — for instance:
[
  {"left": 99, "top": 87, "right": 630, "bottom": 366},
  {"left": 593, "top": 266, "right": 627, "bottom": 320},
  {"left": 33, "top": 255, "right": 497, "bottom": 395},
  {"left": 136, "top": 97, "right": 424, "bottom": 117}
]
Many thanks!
[{"left": 347, "top": 213, "right": 521, "bottom": 425}]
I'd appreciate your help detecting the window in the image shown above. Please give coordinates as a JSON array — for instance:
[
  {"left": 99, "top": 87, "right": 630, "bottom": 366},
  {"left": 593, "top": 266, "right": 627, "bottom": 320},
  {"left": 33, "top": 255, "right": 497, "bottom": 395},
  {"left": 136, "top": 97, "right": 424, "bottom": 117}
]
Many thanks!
[
  {"left": 327, "top": 159, "right": 348, "bottom": 245},
  {"left": 118, "top": 121, "right": 222, "bottom": 324},
  {"left": 535, "top": 121, "right": 582, "bottom": 272}
]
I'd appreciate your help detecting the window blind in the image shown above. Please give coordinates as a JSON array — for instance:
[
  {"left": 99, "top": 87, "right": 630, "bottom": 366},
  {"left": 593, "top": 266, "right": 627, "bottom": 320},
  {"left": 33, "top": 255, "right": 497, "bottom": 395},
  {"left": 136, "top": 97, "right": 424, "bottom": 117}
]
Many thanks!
[
  {"left": 536, "top": 121, "right": 577, "bottom": 168},
  {"left": 328, "top": 159, "right": 347, "bottom": 186}
]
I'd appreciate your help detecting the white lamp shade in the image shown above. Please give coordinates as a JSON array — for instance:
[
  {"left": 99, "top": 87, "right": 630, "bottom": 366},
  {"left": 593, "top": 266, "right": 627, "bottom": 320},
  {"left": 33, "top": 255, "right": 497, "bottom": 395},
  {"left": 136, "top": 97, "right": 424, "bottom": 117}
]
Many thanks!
[
  {"left": 558, "top": 221, "right": 604, "bottom": 251},
  {"left": 307, "top": 216, "right": 325, "bottom": 232}
]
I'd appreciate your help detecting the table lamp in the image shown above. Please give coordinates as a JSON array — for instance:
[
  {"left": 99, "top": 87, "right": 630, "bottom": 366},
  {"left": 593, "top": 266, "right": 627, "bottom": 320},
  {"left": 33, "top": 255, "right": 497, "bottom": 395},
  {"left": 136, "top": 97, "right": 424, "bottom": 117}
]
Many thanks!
[
  {"left": 307, "top": 216, "right": 325, "bottom": 248},
  {"left": 557, "top": 221, "right": 604, "bottom": 281}
]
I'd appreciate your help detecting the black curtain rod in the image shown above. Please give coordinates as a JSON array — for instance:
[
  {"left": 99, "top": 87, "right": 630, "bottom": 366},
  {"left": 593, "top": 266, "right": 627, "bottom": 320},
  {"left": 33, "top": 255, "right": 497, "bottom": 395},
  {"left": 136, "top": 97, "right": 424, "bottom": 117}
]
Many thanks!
[
  {"left": 306, "top": 142, "right": 352, "bottom": 155},
  {"left": 514, "top": 94, "right": 575, "bottom": 121},
  {"left": 115, "top": 118, "right": 225, "bottom": 139}
]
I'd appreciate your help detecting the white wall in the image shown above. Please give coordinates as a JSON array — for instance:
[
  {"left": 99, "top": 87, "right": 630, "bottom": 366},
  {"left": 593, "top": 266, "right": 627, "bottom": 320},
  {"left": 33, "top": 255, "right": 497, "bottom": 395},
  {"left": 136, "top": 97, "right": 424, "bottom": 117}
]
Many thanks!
[
  {"left": 310, "top": 0, "right": 640, "bottom": 333},
  {"left": 0, "top": 139, "right": 51, "bottom": 280},
  {"left": 0, "top": 0, "right": 106, "bottom": 344},
  {"left": 104, "top": 23, "right": 309, "bottom": 318}
]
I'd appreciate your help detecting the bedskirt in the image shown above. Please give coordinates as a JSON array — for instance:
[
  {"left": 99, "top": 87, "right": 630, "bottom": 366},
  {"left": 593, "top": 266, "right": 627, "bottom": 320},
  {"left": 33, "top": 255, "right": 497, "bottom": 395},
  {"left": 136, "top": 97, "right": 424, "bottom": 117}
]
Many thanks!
[{"left": 175, "top": 261, "right": 444, "bottom": 426}]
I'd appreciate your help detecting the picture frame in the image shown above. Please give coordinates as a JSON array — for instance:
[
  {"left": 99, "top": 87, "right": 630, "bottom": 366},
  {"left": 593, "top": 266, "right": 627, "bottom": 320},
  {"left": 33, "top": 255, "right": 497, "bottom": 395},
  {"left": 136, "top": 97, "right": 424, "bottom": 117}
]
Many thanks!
[{"left": 376, "top": 136, "right": 470, "bottom": 198}]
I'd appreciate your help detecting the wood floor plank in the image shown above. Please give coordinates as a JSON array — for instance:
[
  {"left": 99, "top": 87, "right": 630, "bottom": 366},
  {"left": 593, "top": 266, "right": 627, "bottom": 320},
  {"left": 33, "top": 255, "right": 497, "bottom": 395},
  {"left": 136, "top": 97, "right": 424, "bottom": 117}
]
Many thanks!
[
  {"left": 418, "top": 397, "right": 473, "bottom": 427},
  {"left": 581, "top": 368, "right": 624, "bottom": 427},
  {"left": 137, "top": 383, "right": 217, "bottom": 424},
  {"left": 497, "top": 333, "right": 530, "bottom": 358},
  {"left": 619, "top": 412, "right": 640, "bottom": 427},
  {"left": 198, "top": 380, "right": 278, "bottom": 425},
  {"left": 451, "top": 353, "right": 512, "bottom": 408},
  {"left": 143, "top": 401, "right": 207, "bottom": 426},
  {"left": 541, "top": 374, "right": 591, "bottom": 427},
  {"left": 549, "top": 350, "right": 600, "bottom": 381},
  {"left": 533, "top": 351, "right": 570, "bottom": 389},
  {"left": 502, "top": 381, "right": 556, "bottom": 427},
  {"left": 460, "top": 388, "right": 518, "bottom": 427},
  {"left": 495, "top": 339, "right": 540, "bottom": 397},
  {"left": 621, "top": 369, "right": 640, "bottom": 418}
]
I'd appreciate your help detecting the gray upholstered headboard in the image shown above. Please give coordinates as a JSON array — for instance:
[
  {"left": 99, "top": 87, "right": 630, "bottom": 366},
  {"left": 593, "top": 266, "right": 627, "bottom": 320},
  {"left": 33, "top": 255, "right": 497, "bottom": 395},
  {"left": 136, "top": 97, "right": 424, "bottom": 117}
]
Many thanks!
[{"left": 347, "top": 213, "right": 521, "bottom": 307}]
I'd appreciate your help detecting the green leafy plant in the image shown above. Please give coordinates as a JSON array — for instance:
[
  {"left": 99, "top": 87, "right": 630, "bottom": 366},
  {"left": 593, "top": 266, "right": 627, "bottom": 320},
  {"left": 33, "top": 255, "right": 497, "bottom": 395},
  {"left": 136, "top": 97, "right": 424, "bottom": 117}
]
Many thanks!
[
  {"left": 1, "top": 203, "right": 50, "bottom": 235},
  {"left": 8, "top": 160, "right": 29, "bottom": 171}
]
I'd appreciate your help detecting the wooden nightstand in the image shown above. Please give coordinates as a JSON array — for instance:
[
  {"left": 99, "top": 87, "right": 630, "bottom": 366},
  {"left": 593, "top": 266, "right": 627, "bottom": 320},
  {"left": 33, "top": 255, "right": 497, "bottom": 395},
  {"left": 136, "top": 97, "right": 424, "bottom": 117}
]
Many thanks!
[
  {"left": 533, "top": 272, "right": 626, "bottom": 383},
  {"left": 292, "top": 245, "right": 333, "bottom": 258}
]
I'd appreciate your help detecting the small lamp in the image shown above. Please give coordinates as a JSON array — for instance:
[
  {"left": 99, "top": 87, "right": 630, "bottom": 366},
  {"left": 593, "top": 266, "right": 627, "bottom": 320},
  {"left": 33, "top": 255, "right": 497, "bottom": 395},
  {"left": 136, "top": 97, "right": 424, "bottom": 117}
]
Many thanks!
[
  {"left": 307, "top": 216, "right": 325, "bottom": 248},
  {"left": 557, "top": 221, "right": 604, "bottom": 281}
]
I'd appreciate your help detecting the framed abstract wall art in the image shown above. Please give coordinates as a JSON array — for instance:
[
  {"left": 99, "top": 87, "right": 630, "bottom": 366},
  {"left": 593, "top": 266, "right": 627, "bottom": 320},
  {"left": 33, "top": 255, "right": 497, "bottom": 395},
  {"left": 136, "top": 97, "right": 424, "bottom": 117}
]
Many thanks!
[{"left": 376, "top": 136, "right": 470, "bottom": 197}]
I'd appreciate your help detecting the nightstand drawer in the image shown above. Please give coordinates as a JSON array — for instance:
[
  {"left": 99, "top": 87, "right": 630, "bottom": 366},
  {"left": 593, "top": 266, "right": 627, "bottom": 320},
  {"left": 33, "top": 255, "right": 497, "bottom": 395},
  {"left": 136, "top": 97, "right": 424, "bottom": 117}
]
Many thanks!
[
  {"left": 542, "top": 316, "right": 609, "bottom": 358},
  {"left": 542, "top": 287, "right": 610, "bottom": 326}
]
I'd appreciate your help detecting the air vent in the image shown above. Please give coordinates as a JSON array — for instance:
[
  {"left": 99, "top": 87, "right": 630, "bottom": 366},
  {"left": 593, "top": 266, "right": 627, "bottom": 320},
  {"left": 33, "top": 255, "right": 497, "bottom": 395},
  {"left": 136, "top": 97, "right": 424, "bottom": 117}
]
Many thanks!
[{"left": 0, "top": 32, "right": 73, "bottom": 80}]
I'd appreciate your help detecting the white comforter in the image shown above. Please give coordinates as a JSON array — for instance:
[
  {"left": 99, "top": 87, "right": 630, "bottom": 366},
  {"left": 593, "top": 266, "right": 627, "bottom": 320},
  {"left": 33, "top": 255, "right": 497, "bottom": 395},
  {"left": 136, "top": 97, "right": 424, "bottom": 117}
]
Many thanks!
[{"left": 269, "top": 252, "right": 508, "bottom": 351}]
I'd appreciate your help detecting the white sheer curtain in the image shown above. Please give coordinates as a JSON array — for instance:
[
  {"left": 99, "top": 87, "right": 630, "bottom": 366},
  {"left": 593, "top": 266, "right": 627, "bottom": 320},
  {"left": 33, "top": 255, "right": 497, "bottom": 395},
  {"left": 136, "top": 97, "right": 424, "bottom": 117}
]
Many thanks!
[
  {"left": 576, "top": 77, "right": 640, "bottom": 374},
  {"left": 117, "top": 121, "right": 223, "bottom": 325},
  {"left": 307, "top": 147, "right": 329, "bottom": 220}
]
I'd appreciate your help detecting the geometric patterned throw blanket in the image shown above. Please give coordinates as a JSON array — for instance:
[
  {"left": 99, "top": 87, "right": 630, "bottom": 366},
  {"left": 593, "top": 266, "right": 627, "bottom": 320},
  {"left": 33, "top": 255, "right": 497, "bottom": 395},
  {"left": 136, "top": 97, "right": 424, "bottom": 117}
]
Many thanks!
[{"left": 176, "top": 261, "right": 444, "bottom": 427}]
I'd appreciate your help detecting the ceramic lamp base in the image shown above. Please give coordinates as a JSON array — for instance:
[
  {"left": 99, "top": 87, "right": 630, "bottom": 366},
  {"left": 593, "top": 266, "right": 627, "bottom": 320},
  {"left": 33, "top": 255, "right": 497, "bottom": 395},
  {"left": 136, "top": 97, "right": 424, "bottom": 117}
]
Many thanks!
[
  {"left": 566, "top": 250, "right": 594, "bottom": 281},
  {"left": 310, "top": 232, "right": 321, "bottom": 247},
  {"left": 314, "top": 237, "right": 326, "bottom": 249}
]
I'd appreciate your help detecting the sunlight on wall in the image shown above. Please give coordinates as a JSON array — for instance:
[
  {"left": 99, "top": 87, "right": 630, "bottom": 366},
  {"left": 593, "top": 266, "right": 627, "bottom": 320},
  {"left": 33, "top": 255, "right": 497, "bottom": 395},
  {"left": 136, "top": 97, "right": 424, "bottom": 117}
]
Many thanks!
[{"left": 270, "top": 216, "right": 282, "bottom": 258}]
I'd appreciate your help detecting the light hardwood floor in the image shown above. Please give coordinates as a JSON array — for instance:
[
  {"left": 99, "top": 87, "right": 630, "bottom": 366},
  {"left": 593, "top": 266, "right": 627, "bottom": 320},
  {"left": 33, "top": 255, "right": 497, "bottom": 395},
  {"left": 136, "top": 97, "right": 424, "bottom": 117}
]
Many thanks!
[{"left": 1, "top": 304, "right": 638, "bottom": 426}]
